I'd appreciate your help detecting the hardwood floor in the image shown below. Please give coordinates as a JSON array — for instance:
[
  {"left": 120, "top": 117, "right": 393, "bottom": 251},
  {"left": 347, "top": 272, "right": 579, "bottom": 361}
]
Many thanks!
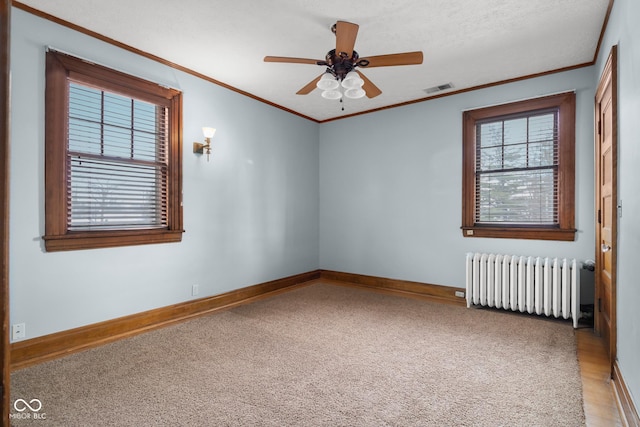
[{"left": 576, "top": 327, "right": 623, "bottom": 426}]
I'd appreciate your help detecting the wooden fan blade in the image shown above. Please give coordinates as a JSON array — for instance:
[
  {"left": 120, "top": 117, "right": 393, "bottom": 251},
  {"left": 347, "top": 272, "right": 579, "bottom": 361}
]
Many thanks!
[
  {"left": 264, "top": 56, "right": 323, "bottom": 65},
  {"left": 296, "top": 74, "right": 323, "bottom": 95},
  {"left": 355, "top": 71, "right": 382, "bottom": 98},
  {"left": 335, "top": 21, "right": 359, "bottom": 58},
  {"left": 358, "top": 51, "right": 423, "bottom": 68}
]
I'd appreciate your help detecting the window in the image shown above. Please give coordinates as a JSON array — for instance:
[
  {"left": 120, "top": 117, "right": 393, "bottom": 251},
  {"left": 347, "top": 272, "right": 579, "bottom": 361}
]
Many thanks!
[
  {"left": 461, "top": 92, "right": 576, "bottom": 241},
  {"left": 44, "top": 51, "right": 183, "bottom": 251}
]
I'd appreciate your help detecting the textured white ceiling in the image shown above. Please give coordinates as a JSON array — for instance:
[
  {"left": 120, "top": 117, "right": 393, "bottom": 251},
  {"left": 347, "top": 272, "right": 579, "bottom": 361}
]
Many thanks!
[{"left": 18, "top": 0, "right": 610, "bottom": 122}]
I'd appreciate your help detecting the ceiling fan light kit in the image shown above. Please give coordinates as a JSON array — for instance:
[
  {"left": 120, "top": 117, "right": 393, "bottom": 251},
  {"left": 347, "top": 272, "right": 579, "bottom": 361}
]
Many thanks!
[
  {"left": 264, "top": 20, "right": 423, "bottom": 106},
  {"left": 321, "top": 89, "right": 342, "bottom": 100},
  {"left": 317, "top": 73, "right": 340, "bottom": 91},
  {"left": 344, "top": 87, "right": 366, "bottom": 99},
  {"left": 317, "top": 70, "right": 366, "bottom": 100},
  {"left": 341, "top": 71, "right": 364, "bottom": 89}
]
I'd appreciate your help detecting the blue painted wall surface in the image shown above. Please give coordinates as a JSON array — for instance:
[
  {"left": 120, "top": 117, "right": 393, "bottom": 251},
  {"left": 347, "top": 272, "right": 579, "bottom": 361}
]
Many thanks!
[
  {"left": 10, "top": 9, "right": 320, "bottom": 340},
  {"left": 320, "top": 69, "right": 596, "bottom": 288}
]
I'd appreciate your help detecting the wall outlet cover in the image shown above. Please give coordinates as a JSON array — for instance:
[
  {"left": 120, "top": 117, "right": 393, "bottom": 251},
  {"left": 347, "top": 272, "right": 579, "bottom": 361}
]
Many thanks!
[{"left": 12, "top": 323, "right": 26, "bottom": 340}]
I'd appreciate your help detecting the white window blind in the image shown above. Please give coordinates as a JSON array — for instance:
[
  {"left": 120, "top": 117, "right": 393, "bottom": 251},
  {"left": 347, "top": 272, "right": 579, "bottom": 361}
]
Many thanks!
[
  {"left": 475, "top": 109, "right": 559, "bottom": 225},
  {"left": 67, "top": 83, "right": 169, "bottom": 230}
]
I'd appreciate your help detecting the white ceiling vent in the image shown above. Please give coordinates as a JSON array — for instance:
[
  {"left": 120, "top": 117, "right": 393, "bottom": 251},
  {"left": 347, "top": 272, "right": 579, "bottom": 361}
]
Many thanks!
[{"left": 424, "top": 83, "right": 454, "bottom": 94}]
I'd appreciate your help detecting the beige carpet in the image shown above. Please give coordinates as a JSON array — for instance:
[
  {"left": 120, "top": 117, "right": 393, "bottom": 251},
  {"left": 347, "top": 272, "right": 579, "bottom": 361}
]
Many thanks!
[{"left": 10, "top": 283, "right": 585, "bottom": 426}]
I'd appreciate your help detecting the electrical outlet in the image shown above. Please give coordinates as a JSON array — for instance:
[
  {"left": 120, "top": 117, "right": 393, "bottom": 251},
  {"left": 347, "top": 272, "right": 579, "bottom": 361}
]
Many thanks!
[
  {"left": 192, "top": 284, "right": 199, "bottom": 296},
  {"left": 455, "top": 291, "right": 465, "bottom": 298},
  {"left": 12, "top": 323, "right": 26, "bottom": 340}
]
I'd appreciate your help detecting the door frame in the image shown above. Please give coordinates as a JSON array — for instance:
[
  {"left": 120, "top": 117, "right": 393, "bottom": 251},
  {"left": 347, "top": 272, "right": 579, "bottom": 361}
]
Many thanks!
[
  {"left": 1, "top": 0, "right": 10, "bottom": 425},
  {"left": 594, "top": 45, "right": 618, "bottom": 366}
]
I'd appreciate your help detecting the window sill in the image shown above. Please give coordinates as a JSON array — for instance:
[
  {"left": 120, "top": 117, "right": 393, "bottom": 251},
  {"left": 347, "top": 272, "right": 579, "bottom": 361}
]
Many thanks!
[
  {"left": 460, "top": 226, "right": 576, "bottom": 241},
  {"left": 43, "top": 229, "right": 184, "bottom": 252}
]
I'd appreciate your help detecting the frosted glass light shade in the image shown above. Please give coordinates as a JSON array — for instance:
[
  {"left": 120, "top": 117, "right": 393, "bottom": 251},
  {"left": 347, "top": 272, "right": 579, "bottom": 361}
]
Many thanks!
[
  {"left": 341, "top": 71, "right": 364, "bottom": 89},
  {"left": 202, "top": 127, "right": 216, "bottom": 138},
  {"left": 321, "top": 90, "right": 342, "bottom": 100},
  {"left": 316, "top": 73, "right": 339, "bottom": 91},
  {"left": 344, "top": 88, "right": 366, "bottom": 99}
]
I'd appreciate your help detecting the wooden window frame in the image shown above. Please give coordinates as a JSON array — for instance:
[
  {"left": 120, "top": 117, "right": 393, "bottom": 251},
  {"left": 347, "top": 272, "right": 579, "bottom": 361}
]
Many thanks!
[
  {"left": 461, "top": 92, "right": 576, "bottom": 241},
  {"left": 43, "top": 51, "right": 184, "bottom": 251}
]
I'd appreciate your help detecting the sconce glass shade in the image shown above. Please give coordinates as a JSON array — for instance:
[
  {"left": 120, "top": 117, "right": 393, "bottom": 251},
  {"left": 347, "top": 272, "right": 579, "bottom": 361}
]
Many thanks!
[
  {"left": 202, "top": 127, "right": 216, "bottom": 138},
  {"left": 321, "top": 90, "right": 342, "bottom": 100},
  {"left": 344, "top": 87, "right": 366, "bottom": 99},
  {"left": 341, "top": 71, "right": 364, "bottom": 89},
  {"left": 316, "top": 73, "right": 340, "bottom": 91}
]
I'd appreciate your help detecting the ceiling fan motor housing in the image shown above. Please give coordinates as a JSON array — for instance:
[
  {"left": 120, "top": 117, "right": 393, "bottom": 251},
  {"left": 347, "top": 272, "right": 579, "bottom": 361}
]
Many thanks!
[{"left": 325, "top": 49, "right": 362, "bottom": 80}]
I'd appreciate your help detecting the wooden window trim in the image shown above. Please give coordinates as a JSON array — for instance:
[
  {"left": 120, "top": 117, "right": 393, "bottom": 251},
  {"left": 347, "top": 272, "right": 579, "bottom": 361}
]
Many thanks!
[
  {"left": 43, "top": 51, "right": 184, "bottom": 251},
  {"left": 461, "top": 92, "right": 576, "bottom": 241}
]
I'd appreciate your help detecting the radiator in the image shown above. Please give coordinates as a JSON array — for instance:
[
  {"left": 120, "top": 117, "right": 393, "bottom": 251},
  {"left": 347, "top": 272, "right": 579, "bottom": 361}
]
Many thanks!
[{"left": 465, "top": 253, "right": 581, "bottom": 328}]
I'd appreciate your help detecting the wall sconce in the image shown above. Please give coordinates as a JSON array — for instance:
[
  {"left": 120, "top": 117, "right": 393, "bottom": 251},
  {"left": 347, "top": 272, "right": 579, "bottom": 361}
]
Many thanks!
[{"left": 193, "top": 127, "right": 216, "bottom": 161}]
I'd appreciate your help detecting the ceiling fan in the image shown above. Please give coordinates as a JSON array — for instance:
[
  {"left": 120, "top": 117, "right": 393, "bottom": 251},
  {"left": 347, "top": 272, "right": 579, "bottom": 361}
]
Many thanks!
[{"left": 264, "top": 21, "right": 423, "bottom": 100}]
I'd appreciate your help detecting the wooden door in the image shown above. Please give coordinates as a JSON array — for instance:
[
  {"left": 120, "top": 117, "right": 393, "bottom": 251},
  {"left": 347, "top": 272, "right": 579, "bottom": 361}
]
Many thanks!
[{"left": 594, "top": 46, "right": 617, "bottom": 365}]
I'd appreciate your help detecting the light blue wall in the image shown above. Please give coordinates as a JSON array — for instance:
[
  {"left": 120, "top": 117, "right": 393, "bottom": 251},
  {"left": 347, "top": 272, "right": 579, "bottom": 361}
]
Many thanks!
[
  {"left": 320, "top": 68, "right": 596, "bottom": 289},
  {"left": 9, "top": 9, "right": 320, "bottom": 340},
  {"left": 596, "top": 0, "right": 640, "bottom": 412}
]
